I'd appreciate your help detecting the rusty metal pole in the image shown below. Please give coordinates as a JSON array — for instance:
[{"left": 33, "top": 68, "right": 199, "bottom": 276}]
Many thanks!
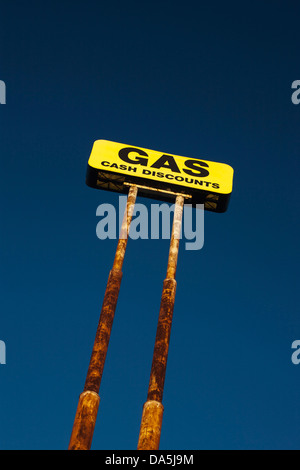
[
  {"left": 137, "top": 194, "right": 185, "bottom": 450},
  {"left": 69, "top": 185, "right": 138, "bottom": 450}
]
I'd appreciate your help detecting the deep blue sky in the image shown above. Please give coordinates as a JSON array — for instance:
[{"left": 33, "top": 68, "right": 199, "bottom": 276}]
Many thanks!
[{"left": 1, "top": 0, "right": 299, "bottom": 450}]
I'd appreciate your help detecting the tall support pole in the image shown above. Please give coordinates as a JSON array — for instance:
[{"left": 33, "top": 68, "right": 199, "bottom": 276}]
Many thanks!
[
  {"left": 137, "top": 194, "right": 185, "bottom": 450},
  {"left": 69, "top": 185, "right": 138, "bottom": 450}
]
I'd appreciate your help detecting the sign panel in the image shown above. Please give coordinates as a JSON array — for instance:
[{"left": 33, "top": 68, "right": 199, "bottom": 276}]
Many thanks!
[{"left": 86, "top": 140, "right": 234, "bottom": 212}]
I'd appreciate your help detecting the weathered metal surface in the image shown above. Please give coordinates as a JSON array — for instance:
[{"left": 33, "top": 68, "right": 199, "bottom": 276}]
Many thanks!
[
  {"left": 83, "top": 185, "right": 138, "bottom": 394},
  {"left": 69, "top": 185, "right": 137, "bottom": 450},
  {"left": 113, "top": 185, "right": 138, "bottom": 270},
  {"left": 83, "top": 268, "right": 123, "bottom": 393},
  {"left": 137, "top": 194, "right": 185, "bottom": 450},
  {"left": 68, "top": 391, "right": 100, "bottom": 450},
  {"left": 166, "top": 195, "right": 184, "bottom": 279},
  {"left": 147, "top": 195, "right": 184, "bottom": 403},
  {"left": 123, "top": 181, "right": 192, "bottom": 200},
  {"left": 147, "top": 278, "right": 177, "bottom": 403},
  {"left": 137, "top": 400, "right": 164, "bottom": 450}
]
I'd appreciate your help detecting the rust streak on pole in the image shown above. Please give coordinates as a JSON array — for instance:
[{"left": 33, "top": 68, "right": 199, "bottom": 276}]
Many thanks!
[
  {"left": 69, "top": 185, "right": 138, "bottom": 450},
  {"left": 137, "top": 194, "right": 185, "bottom": 450}
]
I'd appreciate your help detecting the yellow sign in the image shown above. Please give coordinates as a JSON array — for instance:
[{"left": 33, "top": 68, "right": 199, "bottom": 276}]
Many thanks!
[{"left": 86, "top": 140, "right": 234, "bottom": 212}]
